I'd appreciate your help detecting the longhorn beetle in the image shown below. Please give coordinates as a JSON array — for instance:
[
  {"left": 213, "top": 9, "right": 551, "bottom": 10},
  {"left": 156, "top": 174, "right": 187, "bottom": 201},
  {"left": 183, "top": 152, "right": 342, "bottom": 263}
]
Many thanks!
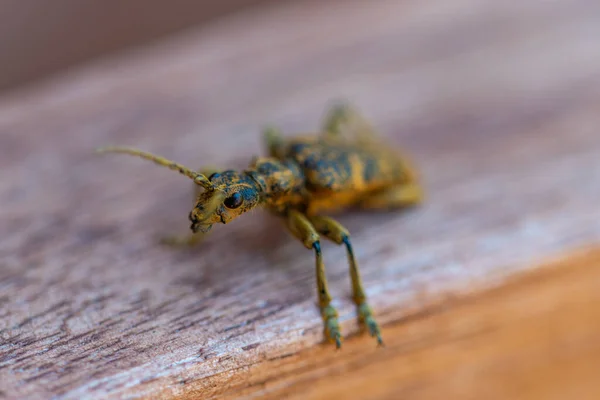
[{"left": 96, "top": 104, "right": 423, "bottom": 348}]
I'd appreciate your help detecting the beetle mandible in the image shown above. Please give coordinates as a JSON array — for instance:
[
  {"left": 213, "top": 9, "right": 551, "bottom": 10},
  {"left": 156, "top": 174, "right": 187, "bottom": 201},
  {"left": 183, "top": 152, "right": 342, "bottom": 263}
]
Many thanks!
[{"left": 96, "top": 104, "right": 423, "bottom": 348}]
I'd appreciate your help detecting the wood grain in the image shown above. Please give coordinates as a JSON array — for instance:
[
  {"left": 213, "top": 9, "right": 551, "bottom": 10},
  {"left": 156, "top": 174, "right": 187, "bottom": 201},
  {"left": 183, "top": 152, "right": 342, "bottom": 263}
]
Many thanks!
[
  {"left": 1, "top": 0, "right": 600, "bottom": 399},
  {"left": 168, "top": 248, "right": 600, "bottom": 400}
]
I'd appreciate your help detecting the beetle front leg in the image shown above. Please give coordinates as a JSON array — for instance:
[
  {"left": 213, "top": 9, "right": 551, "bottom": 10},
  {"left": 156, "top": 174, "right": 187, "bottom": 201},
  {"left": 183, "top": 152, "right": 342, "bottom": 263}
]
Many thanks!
[
  {"left": 309, "top": 215, "right": 383, "bottom": 346},
  {"left": 160, "top": 166, "right": 218, "bottom": 247},
  {"left": 286, "top": 210, "right": 342, "bottom": 348},
  {"left": 160, "top": 232, "right": 205, "bottom": 246}
]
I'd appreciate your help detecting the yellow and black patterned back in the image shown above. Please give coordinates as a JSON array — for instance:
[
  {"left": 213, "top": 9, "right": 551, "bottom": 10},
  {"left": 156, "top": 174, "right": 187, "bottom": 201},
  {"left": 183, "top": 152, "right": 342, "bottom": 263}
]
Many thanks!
[{"left": 283, "top": 136, "right": 411, "bottom": 195}]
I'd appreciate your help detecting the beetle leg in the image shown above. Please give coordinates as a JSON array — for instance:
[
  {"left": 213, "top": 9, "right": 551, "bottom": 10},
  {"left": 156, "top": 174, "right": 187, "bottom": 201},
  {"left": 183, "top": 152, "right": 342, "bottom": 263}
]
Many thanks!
[
  {"left": 160, "top": 167, "right": 217, "bottom": 247},
  {"left": 159, "top": 232, "right": 205, "bottom": 247},
  {"left": 322, "top": 102, "right": 351, "bottom": 137},
  {"left": 286, "top": 210, "right": 342, "bottom": 348},
  {"left": 309, "top": 215, "right": 383, "bottom": 346},
  {"left": 358, "top": 182, "right": 424, "bottom": 210},
  {"left": 262, "top": 126, "right": 286, "bottom": 159},
  {"left": 322, "top": 103, "right": 378, "bottom": 143}
]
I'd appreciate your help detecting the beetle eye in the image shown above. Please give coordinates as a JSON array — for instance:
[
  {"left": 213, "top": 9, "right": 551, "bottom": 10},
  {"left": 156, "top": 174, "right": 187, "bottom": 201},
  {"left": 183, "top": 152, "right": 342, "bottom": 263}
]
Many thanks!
[{"left": 223, "top": 192, "right": 243, "bottom": 209}]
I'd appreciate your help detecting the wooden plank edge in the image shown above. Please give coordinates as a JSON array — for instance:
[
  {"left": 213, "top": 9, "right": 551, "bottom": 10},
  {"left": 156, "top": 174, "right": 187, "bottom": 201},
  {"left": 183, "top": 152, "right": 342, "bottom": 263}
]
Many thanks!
[{"left": 131, "top": 245, "right": 600, "bottom": 399}]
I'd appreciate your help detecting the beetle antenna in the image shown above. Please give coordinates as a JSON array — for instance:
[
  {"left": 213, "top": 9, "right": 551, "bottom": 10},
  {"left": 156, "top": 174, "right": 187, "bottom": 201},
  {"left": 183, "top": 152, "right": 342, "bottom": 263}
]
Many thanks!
[{"left": 95, "top": 146, "right": 213, "bottom": 190}]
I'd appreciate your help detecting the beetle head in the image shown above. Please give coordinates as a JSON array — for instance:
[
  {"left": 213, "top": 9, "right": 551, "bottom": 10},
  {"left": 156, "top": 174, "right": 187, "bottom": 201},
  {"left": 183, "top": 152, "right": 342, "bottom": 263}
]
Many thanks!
[
  {"left": 189, "top": 170, "right": 262, "bottom": 233},
  {"left": 95, "top": 147, "right": 262, "bottom": 234}
]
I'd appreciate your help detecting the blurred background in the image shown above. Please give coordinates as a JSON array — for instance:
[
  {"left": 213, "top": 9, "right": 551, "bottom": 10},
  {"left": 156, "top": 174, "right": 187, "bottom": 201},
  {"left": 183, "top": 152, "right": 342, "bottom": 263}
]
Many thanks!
[{"left": 0, "top": 0, "right": 273, "bottom": 93}]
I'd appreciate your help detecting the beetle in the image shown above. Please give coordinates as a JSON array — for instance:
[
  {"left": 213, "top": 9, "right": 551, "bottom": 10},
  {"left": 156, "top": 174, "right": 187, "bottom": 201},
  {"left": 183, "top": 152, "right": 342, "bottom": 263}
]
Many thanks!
[{"left": 96, "top": 104, "right": 423, "bottom": 348}]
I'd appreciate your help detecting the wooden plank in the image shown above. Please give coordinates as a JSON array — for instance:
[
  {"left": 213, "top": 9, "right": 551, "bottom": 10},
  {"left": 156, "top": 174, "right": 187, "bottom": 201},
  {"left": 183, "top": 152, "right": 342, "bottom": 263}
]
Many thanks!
[
  {"left": 1, "top": 0, "right": 600, "bottom": 398},
  {"left": 170, "top": 248, "right": 600, "bottom": 400}
]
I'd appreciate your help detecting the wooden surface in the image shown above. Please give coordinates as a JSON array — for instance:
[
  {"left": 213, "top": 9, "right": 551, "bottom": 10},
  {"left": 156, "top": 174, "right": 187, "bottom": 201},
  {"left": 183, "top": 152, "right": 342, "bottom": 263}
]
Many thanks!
[
  {"left": 1, "top": 0, "right": 600, "bottom": 399},
  {"left": 0, "top": 0, "right": 273, "bottom": 93},
  {"left": 168, "top": 249, "right": 600, "bottom": 400}
]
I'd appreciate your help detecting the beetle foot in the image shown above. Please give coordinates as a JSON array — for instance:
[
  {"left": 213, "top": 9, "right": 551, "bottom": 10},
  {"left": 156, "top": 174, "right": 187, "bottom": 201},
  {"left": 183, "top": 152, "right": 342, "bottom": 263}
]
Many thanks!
[
  {"left": 357, "top": 303, "right": 383, "bottom": 347},
  {"left": 322, "top": 304, "right": 343, "bottom": 349}
]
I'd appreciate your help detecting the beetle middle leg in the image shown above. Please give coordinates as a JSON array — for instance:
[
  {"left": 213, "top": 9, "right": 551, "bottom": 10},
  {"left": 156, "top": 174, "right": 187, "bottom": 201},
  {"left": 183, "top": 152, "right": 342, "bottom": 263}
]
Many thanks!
[
  {"left": 321, "top": 103, "right": 378, "bottom": 143},
  {"left": 286, "top": 209, "right": 342, "bottom": 348},
  {"left": 309, "top": 215, "right": 383, "bottom": 346}
]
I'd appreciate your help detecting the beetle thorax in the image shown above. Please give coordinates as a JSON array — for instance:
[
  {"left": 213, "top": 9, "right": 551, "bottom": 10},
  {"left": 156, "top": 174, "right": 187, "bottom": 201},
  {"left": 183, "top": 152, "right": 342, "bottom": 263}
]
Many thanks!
[{"left": 246, "top": 157, "right": 306, "bottom": 211}]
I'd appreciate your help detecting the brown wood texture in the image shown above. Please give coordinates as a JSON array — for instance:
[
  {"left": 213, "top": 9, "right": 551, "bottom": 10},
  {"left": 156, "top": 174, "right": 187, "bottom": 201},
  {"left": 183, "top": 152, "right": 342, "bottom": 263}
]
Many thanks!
[
  {"left": 170, "top": 248, "right": 600, "bottom": 400},
  {"left": 1, "top": 0, "right": 600, "bottom": 399}
]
